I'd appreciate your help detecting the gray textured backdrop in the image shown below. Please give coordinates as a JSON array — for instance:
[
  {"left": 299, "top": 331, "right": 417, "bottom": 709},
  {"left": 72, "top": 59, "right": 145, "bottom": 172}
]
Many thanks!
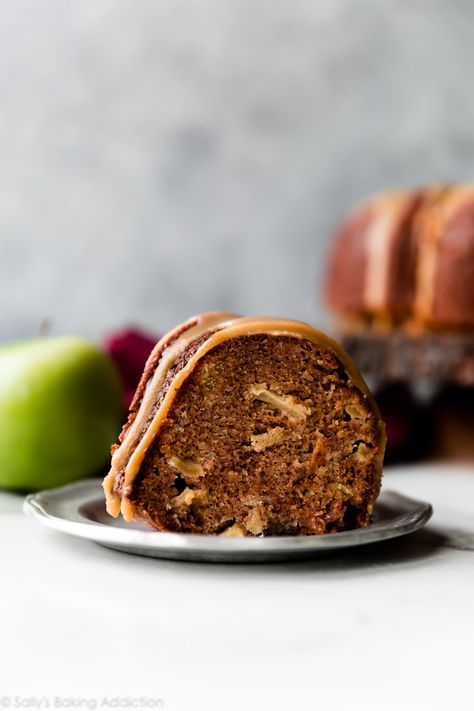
[{"left": 1, "top": 0, "right": 474, "bottom": 342}]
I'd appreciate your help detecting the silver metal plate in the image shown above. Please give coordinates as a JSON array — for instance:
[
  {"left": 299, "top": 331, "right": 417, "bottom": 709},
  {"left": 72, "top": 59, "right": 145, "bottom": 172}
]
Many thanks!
[{"left": 23, "top": 479, "right": 433, "bottom": 563}]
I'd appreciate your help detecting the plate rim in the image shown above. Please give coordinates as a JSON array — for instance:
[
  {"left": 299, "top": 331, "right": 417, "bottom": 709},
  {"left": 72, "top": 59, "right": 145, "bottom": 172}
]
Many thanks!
[{"left": 23, "top": 479, "right": 433, "bottom": 557}]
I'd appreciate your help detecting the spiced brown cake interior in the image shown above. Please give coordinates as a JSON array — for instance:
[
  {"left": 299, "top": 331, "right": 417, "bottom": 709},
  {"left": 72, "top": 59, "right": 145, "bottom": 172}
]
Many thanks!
[{"left": 104, "top": 313, "right": 385, "bottom": 536}]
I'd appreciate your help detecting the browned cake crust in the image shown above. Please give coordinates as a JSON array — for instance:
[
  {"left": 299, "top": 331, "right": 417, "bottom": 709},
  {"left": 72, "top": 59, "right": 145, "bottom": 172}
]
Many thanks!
[
  {"left": 326, "top": 184, "right": 474, "bottom": 329},
  {"left": 104, "top": 314, "right": 385, "bottom": 536},
  {"left": 114, "top": 314, "right": 203, "bottom": 449}
]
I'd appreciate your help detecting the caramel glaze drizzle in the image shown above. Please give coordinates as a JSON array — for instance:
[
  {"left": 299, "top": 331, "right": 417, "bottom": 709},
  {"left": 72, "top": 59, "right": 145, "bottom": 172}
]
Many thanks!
[
  {"left": 103, "top": 313, "right": 385, "bottom": 521},
  {"left": 103, "top": 311, "right": 238, "bottom": 516}
]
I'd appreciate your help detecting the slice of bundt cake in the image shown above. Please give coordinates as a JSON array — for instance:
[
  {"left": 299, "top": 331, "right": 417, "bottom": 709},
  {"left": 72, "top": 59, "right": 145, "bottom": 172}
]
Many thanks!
[{"left": 103, "top": 313, "right": 385, "bottom": 536}]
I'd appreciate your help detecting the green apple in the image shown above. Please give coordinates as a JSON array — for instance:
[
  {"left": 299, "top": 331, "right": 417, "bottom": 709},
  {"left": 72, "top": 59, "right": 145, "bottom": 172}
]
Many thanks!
[{"left": 0, "top": 336, "right": 123, "bottom": 491}]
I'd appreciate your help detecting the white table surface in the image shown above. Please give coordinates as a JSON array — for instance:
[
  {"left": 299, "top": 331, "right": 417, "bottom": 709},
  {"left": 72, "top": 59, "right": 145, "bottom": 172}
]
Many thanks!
[{"left": 1, "top": 463, "right": 473, "bottom": 711}]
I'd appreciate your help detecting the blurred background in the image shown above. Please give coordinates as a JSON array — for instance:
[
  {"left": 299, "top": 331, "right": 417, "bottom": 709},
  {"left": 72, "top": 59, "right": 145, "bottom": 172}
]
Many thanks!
[{"left": 1, "top": 0, "right": 474, "bottom": 341}]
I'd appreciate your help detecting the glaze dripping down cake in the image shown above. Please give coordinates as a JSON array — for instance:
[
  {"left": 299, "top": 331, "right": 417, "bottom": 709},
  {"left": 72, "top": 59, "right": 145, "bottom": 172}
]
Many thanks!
[{"left": 103, "top": 313, "right": 385, "bottom": 536}]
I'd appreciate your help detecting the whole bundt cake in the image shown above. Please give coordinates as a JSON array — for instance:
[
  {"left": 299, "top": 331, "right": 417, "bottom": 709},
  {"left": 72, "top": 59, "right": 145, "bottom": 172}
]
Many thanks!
[
  {"left": 326, "top": 184, "right": 474, "bottom": 329},
  {"left": 325, "top": 184, "right": 474, "bottom": 462},
  {"left": 103, "top": 312, "right": 385, "bottom": 536}
]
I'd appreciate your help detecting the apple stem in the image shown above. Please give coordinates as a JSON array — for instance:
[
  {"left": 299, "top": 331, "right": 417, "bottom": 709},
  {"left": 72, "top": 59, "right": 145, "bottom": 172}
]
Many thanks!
[{"left": 36, "top": 318, "right": 51, "bottom": 338}]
